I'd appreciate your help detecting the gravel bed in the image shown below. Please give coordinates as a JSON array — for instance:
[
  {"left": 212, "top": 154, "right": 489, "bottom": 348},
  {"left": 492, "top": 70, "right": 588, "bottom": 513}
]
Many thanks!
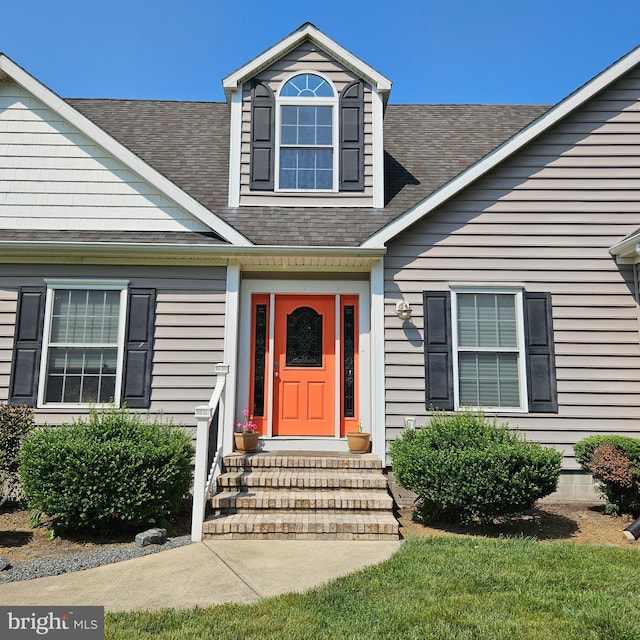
[{"left": 0, "top": 535, "right": 192, "bottom": 583}]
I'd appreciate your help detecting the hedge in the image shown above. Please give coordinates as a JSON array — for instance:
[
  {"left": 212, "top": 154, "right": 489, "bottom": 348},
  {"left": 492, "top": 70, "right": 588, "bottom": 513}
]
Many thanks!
[
  {"left": 389, "top": 411, "right": 562, "bottom": 524},
  {"left": 19, "top": 406, "right": 194, "bottom": 535},
  {"left": 574, "top": 435, "right": 640, "bottom": 515}
]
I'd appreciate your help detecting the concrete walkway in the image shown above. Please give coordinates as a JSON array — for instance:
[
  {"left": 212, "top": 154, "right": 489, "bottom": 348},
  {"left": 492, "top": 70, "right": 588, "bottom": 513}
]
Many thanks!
[{"left": 0, "top": 540, "right": 401, "bottom": 612}]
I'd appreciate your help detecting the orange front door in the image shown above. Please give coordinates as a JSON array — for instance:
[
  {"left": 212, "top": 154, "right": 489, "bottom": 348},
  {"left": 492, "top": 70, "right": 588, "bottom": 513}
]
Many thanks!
[{"left": 272, "top": 295, "right": 335, "bottom": 436}]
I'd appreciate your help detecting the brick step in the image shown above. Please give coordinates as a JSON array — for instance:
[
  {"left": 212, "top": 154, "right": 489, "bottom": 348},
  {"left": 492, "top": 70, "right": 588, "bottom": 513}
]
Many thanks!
[
  {"left": 217, "top": 469, "right": 388, "bottom": 490},
  {"left": 202, "top": 511, "right": 399, "bottom": 540},
  {"left": 223, "top": 452, "right": 382, "bottom": 471},
  {"left": 212, "top": 489, "right": 394, "bottom": 512},
  {"left": 202, "top": 452, "right": 399, "bottom": 540}
]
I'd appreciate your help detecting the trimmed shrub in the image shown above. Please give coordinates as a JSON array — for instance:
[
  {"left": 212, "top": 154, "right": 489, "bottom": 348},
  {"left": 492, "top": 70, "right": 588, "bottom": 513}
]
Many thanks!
[
  {"left": 0, "top": 403, "right": 34, "bottom": 502},
  {"left": 19, "top": 406, "right": 194, "bottom": 535},
  {"left": 574, "top": 435, "right": 640, "bottom": 515},
  {"left": 389, "top": 411, "right": 562, "bottom": 524}
]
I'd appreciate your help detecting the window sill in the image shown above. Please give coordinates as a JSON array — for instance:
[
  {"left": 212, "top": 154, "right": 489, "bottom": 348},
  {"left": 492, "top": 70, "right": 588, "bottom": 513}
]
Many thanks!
[
  {"left": 275, "top": 188, "right": 338, "bottom": 194},
  {"left": 239, "top": 192, "right": 373, "bottom": 208},
  {"left": 455, "top": 405, "right": 528, "bottom": 414},
  {"left": 37, "top": 402, "right": 121, "bottom": 410}
]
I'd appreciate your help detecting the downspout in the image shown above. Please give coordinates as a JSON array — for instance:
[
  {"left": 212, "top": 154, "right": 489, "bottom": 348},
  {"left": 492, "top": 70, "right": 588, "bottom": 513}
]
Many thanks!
[
  {"left": 635, "top": 262, "right": 640, "bottom": 342},
  {"left": 625, "top": 261, "right": 640, "bottom": 545},
  {"left": 623, "top": 516, "right": 640, "bottom": 544}
]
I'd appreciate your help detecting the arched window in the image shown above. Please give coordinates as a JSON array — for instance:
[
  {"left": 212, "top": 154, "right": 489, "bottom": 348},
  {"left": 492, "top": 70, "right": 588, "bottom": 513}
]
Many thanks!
[{"left": 277, "top": 73, "right": 336, "bottom": 191}]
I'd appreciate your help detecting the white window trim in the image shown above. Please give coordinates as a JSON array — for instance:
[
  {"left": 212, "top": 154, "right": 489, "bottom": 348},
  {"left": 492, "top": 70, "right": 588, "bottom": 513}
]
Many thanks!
[
  {"left": 450, "top": 287, "right": 528, "bottom": 413},
  {"left": 38, "top": 280, "right": 129, "bottom": 409},
  {"left": 275, "top": 71, "right": 339, "bottom": 193}
]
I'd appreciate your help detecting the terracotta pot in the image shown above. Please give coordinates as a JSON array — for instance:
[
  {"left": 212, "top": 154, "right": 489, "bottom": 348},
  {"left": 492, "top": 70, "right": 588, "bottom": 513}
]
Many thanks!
[
  {"left": 346, "top": 431, "right": 371, "bottom": 453},
  {"left": 234, "top": 431, "right": 259, "bottom": 453}
]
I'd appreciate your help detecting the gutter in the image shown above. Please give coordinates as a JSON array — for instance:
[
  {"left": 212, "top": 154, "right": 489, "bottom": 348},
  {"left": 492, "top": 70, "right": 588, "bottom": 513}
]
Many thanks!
[{"left": 609, "top": 236, "right": 640, "bottom": 264}]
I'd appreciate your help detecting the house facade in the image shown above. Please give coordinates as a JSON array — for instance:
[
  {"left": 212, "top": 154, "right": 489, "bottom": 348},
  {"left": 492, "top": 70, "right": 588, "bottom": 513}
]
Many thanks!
[{"left": 2, "top": 23, "right": 640, "bottom": 505}]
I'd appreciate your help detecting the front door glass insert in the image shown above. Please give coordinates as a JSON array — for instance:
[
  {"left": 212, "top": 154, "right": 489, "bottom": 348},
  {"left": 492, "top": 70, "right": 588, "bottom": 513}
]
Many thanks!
[{"left": 285, "top": 306, "right": 323, "bottom": 367}]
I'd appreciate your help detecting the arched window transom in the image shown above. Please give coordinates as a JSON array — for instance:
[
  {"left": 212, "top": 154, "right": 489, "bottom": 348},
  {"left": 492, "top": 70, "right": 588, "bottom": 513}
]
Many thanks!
[{"left": 280, "top": 73, "right": 334, "bottom": 98}]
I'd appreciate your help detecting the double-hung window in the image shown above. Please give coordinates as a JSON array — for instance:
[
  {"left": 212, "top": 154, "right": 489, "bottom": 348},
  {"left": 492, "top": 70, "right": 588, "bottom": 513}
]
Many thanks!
[
  {"left": 277, "top": 73, "right": 336, "bottom": 191},
  {"left": 452, "top": 289, "right": 528, "bottom": 411},
  {"left": 39, "top": 281, "right": 128, "bottom": 406},
  {"left": 10, "top": 282, "right": 155, "bottom": 408}
]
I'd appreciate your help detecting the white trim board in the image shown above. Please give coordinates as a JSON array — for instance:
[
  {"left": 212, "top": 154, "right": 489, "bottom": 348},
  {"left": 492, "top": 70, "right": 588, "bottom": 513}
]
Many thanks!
[{"left": 227, "top": 89, "right": 243, "bottom": 208}]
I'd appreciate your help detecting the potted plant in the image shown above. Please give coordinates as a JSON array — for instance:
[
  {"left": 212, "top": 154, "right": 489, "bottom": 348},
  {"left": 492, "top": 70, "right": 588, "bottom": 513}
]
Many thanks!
[
  {"left": 234, "top": 410, "right": 260, "bottom": 453},
  {"left": 346, "top": 423, "right": 371, "bottom": 453}
]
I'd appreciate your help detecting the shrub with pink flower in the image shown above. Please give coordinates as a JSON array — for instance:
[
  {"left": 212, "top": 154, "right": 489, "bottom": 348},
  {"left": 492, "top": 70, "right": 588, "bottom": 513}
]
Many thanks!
[{"left": 235, "top": 409, "right": 259, "bottom": 433}]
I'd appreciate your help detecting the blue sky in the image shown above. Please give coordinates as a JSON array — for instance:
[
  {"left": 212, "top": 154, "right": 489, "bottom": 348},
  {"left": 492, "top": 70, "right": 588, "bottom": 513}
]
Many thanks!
[{"left": 2, "top": 1, "right": 639, "bottom": 105}]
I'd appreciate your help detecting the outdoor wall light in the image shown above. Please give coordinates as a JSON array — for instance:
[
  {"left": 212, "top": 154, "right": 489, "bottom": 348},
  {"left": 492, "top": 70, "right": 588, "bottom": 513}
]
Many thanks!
[{"left": 395, "top": 300, "right": 412, "bottom": 321}]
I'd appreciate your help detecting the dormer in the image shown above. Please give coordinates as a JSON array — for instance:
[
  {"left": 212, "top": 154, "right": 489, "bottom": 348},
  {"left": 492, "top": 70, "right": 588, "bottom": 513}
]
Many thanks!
[{"left": 223, "top": 23, "right": 392, "bottom": 209}]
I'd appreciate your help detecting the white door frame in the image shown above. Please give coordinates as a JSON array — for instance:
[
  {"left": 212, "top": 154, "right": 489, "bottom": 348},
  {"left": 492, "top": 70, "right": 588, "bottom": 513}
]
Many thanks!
[{"left": 238, "top": 279, "right": 371, "bottom": 450}]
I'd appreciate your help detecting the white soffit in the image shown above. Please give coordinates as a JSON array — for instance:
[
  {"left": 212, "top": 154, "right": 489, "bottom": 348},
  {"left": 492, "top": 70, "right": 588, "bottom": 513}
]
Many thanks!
[
  {"left": 363, "top": 44, "right": 640, "bottom": 248},
  {"left": 0, "top": 241, "right": 385, "bottom": 267},
  {"left": 0, "top": 54, "right": 252, "bottom": 247},
  {"left": 222, "top": 22, "right": 392, "bottom": 99}
]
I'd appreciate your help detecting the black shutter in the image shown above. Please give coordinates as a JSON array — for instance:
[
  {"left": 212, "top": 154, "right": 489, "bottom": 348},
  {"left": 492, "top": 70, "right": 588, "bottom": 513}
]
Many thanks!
[
  {"left": 423, "top": 291, "right": 454, "bottom": 410},
  {"left": 122, "top": 289, "right": 155, "bottom": 408},
  {"left": 524, "top": 292, "right": 558, "bottom": 413},
  {"left": 339, "top": 81, "right": 364, "bottom": 191},
  {"left": 9, "top": 287, "right": 46, "bottom": 406},
  {"left": 250, "top": 81, "right": 275, "bottom": 191}
]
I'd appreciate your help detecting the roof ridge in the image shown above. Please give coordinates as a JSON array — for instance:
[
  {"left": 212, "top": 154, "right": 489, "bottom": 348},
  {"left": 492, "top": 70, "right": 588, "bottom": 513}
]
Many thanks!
[{"left": 66, "top": 97, "right": 226, "bottom": 105}]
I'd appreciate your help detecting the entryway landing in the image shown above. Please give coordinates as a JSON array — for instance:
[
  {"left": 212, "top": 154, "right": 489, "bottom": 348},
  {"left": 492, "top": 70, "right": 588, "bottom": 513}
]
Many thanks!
[{"left": 202, "top": 451, "right": 399, "bottom": 540}]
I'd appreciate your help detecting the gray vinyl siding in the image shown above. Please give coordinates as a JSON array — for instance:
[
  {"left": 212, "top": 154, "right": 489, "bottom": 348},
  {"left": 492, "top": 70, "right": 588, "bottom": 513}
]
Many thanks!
[
  {"left": 0, "top": 265, "right": 226, "bottom": 432},
  {"left": 384, "top": 65, "right": 640, "bottom": 469},
  {"left": 0, "top": 81, "right": 210, "bottom": 233},
  {"left": 239, "top": 42, "right": 374, "bottom": 206}
]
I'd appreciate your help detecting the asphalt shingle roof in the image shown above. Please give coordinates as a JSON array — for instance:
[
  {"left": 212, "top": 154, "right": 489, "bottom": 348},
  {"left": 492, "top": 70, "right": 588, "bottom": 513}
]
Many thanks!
[{"left": 66, "top": 99, "right": 550, "bottom": 247}]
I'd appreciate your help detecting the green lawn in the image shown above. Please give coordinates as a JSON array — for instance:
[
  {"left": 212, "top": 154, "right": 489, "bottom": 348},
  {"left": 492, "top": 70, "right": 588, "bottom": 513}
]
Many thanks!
[{"left": 105, "top": 537, "right": 640, "bottom": 640}]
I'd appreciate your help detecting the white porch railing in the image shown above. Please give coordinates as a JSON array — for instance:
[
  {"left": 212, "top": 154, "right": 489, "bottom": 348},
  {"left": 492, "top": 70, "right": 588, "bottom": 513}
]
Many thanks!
[{"left": 191, "top": 363, "right": 229, "bottom": 542}]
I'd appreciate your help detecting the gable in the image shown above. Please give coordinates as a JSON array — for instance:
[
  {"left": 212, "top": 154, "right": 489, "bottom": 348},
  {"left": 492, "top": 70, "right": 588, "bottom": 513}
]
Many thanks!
[
  {"left": 0, "top": 80, "right": 215, "bottom": 234},
  {"left": 364, "top": 44, "right": 640, "bottom": 248},
  {"left": 386, "top": 61, "right": 640, "bottom": 257},
  {"left": 222, "top": 22, "right": 391, "bottom": 97}
]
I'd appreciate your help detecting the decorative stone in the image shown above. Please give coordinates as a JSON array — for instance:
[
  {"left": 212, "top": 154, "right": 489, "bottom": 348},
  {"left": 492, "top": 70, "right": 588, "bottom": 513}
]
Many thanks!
[
  {"left": 0, "top": 556, "right": 10, "bottom": 571},
  {"left": 135, "top": 528, "right": 167, "bottom": 547}
]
